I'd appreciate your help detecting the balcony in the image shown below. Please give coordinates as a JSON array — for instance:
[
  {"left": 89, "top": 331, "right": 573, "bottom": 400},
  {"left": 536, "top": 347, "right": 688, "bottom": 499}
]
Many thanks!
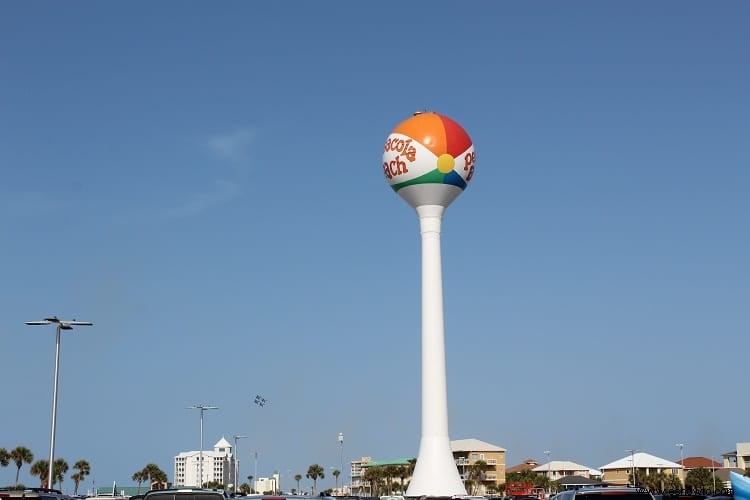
[
  {"left": 456, "top": 458, "right": 471, "bottom": 466},
  {"left": 486, "top": 459, "right": 497, "bottom": 465}
]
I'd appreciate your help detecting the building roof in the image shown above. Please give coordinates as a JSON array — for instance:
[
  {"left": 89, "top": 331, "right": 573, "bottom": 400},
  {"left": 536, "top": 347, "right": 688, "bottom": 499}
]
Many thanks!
[
  {"left": 214, "top": 436, "right": 232, "bottom": 448},
  {"left": 451, "top": 438, "right": 506, "bottom": 452},
  {"left": 557, "top": 476, "right": 604, "bottom": 486},
  {"left": 507, "top": 459, "right": 541, "bottom": 473},
  {"left": 174, "top": 450, "right": 230, "bottom": 458},
  {"left": 361, "top": 457, "right": 413, "bottom": 467},
  {"left": 600, "top": 452, "right": 682, "bottom": 470},
  {"left": 532, "top": 460, "right": 601, "bottom": 474},
  {"left": 715, "top": 468, "right": 745, "bottom": 482},
  {"left": 678, "top": 457, "right": 722, "bottom": 469}
]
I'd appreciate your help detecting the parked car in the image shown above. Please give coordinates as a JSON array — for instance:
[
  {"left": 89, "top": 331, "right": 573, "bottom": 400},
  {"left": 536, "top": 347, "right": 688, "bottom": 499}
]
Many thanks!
[
  {"left": 0, "top": 488, "right": 72, "bottom": 500},
  {"left": 555, "top": 487, "right": 654, "bottom": 500},
  {"left": 143, "top": 488, "right": 230, "bottom": 500}
]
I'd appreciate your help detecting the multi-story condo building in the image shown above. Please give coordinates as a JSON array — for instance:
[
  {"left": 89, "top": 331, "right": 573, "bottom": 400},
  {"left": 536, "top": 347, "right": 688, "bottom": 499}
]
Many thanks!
[
  {"left": 349, "top": 456, "right": 372, "bottom": 496},
  {"left": 452, "top": 438, "right": 507, "bottom": 495},
  {"left": 174, "top": 437, "right": 235, "bottom": 487},
  {"left": 532, "top": 460, "right": 601, "bottom": 480},
  {"left": 600, "top": 451, "right": 683, "bottom": 485}
]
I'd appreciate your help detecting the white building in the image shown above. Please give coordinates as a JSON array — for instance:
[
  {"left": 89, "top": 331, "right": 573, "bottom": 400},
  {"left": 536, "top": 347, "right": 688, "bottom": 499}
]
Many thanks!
[
  {"left": 174, "top": 437, "right": 236, "bottom": 487},
  {"left": 255, "top": 473, "right": 279, "bottom": 494},
  {"left": 532, "top": 460, "right": 602, "bottom": 480}
]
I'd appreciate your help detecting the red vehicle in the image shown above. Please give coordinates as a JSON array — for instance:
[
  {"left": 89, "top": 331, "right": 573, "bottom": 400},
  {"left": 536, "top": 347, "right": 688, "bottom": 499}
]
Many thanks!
[{"left": 506, "top": 482, "right": 546, "bottom": 499}]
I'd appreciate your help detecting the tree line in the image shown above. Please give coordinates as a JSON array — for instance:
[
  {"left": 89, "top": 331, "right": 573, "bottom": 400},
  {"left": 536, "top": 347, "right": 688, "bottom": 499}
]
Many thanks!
[
  {"left": 0, "top": 445, "right": 90, "bottom": 494},
  {"left": 131, "top": 463, "right": 168, "bottom": 494},
  {"left": 500, "top": 466, "right": 750, "bottom": 496},
  {"left": 1, "top": 445, "right": 169, "bottom": 496}
]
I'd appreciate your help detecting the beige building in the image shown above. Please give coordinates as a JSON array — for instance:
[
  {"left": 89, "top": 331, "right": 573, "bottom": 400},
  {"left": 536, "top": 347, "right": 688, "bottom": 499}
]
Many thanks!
[
  {"left": 452, "top": 438, "right": 507, "bottom": 495},
  {"left": 600, "top": 451, "right": 683, "bottom": 486},
  {"left": 722, "top": 442, "right": 750, "bottom": 470}
]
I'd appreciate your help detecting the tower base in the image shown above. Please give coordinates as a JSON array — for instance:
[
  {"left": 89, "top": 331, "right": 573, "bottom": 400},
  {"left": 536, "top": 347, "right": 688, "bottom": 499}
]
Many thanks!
[{"left": 405, "top": 436, "right": 467, "bottom": 497}]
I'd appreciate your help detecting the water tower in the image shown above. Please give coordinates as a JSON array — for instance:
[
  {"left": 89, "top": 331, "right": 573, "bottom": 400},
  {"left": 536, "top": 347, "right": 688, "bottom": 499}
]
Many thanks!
[{"left": 382, "top": 111, "right": 475, "bottom": 497}]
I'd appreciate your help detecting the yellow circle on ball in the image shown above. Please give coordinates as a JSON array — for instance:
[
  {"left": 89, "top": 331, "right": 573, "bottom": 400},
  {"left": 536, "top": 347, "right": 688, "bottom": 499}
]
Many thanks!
[{"left": 436, "top": 153, "right": 455, "bottom": 173}]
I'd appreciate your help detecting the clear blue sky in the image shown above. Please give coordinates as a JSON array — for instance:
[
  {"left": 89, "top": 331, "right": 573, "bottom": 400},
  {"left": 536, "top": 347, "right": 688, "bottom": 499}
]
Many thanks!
[{"left": 1, "top": 1, "right": 748, "bottom": 493}]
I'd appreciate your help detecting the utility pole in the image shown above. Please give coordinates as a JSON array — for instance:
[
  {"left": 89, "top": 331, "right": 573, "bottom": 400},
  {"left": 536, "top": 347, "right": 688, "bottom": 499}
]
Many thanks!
[{"left": 626, "top": 450, "right": 638, "bottom": 487}]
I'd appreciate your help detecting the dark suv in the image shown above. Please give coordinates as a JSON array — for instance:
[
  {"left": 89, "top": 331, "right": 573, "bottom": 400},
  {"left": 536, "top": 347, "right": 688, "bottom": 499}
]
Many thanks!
[
  {"left": 142, "top": 488, "right": 229, "bottom": 500},
  {"left": 555, "top": 487, "right": 655, "bottom": 500},
  {"left": 0, "top": 488, "right": 72, "bottom": 500}
]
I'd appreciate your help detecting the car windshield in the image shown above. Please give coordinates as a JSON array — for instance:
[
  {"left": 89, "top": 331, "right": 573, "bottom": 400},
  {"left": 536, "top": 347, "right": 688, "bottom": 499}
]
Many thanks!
[
  {"left": 148, "top": 495, "right": 221, "bottom": 500},
  {"left": 578, "top": 494, "right": 652, "bottom": 500}
]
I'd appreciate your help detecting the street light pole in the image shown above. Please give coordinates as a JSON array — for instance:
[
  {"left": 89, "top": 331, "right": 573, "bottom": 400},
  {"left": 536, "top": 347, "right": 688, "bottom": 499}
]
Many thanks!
[
  {"left": 544, "top": 450, "right": 552, "bottom": 496},
  {"left": 254, "top": 451, "right": 260, "bottom": 492},
  {"left": 711, "top": 457, "right": 717, "bottom": 493},
  {"left": 338, "top": 433, "right": 344, "bottom": 494},
  {"left": 25, "top": 316, "right": 93, "bottom": 489},
  {"left": 675, "top": 444, "right": 684, "bottom": 483},
  {"left": 626, "top": 450, "right": 638, "bottom": 487},
  {"left": 233, "top": 435, "right": 248, "bottom": 494},
  {"left": 187, "top": 405, "right": 218, "bottom": 487}
]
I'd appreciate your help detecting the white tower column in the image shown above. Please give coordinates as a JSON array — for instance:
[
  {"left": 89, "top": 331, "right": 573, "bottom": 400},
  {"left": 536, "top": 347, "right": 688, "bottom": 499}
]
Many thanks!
[
  {"left": 406, "top": 204, "right": 466, "bottom": 497},
  {"left": 383, "top": 111, "right": 475, "bottom": 498}
]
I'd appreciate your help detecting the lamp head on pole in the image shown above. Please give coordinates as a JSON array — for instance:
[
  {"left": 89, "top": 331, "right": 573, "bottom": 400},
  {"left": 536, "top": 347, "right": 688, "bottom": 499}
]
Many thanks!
[{"left": 26, "top": 317, "right": 94, "bottom": 331}]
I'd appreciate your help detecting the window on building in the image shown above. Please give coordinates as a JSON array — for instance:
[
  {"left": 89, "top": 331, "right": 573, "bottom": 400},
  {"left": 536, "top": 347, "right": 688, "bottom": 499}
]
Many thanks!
[{"left": 472, "top": 453, "right": 478, "bottom": 460}]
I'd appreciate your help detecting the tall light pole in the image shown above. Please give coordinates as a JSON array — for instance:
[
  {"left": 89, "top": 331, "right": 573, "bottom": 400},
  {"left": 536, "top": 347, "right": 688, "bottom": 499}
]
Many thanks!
[
  {"left": 626, "top": 449, "right": 638, "bottom": 487},
  {"left": 544, "top": 450, "right": 552, "bottom": 496},
  {"left": 233, "top": 435, "right": 248, "bottom": 494},
  {"left": 187, "top": 404, "right": 218, "bottom": 487},
  {"left": 383, "top": 111, "right": 476, "bottom": 497},
  {"left": 338, "top": 432, "right": 344, "bottom": 494},
  {"left": 25, "top": 316, "right": 93, "bottom": 489},
  {"left": 711, "top": 457, "right": 717, "bottom": 493},
  {"left": 675, "top": 444, "right": 684, "bottom": 483},
  {"left": 254, "top": 451, "right": 260, "bottom": 492}
]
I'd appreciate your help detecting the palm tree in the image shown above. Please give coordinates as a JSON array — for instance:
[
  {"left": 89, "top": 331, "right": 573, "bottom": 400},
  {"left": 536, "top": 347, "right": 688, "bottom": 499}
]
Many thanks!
[
  {"left": 686, "top": 467, "right": 721, "bottom": 493},
  {"left": 10, "top": 446, "right": 34, "bottom": 487},
  {"left": 70, "top": 473, "right": 83, "bottom": 493},
  {"left": 1, "top": 448, "right": 10, "bottom": 468},
  {"left": 467, "top": 460, "right": 489, "bottom": 495},
  {"left": 30, "top": 460, "right": 50, "bottom": 488},
  {"left": 364, "top": 466, "right": 384, "bottom": 496},
  {"left": 306, "top": 464, "right": 325, "bottom": 495},
  {"left": 72, "top": 460, "right": 91, "bottom": 495},
  {"left": 246, "top": 475, "right": 254, "bottom": 492},
  {"left": 142, "top": 463, "right": 167, "bottom": 489},
  {"left": 294, "top": 474, "right": 302, "bottom": 493},
  {"left": 53, "top": 458, "right": 69, "bottom": 489},
  {"left": 132, "top": 470, "right": 149, "bottom": 494},
  {"left": 332, "top": 469, "right": 341, "bottom": 490},
  {"left": 383, "top": 465, "right": 400, "bottom": 495}
]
